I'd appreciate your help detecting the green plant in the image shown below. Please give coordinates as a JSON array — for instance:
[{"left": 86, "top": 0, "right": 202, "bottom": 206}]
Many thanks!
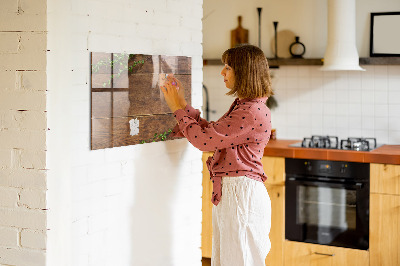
[
  {"left": 139, "top": 129, "right": 173, "bottom": 144},
  {"left": 91, "top": 53, "right": 146, "bottom": 88}
]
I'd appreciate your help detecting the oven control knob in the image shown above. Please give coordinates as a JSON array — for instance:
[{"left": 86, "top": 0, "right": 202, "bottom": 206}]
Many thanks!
[
  {"left": 340, "top": 164, "right": 347, "bottom": 174},
  {"left": 304, "top": 161, "right": 312, "bottom": 171}
]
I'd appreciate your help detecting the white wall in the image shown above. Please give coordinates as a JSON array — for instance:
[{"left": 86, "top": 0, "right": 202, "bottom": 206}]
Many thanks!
[
  {"left": 46, "top": 0, "right": 203, "bottom": 266},
  {"left": 203, "top": 0, "right": 400, "bottom": 144},
  {"left": 0, "top": 0, "right": 48, "bottom": 265},
  {"left": 203, "top": 0, "right": 400, "bottom": 58}
]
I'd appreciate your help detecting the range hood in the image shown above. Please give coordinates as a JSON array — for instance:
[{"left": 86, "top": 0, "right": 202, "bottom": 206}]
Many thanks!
[{"left": 320, "top": 0, "right": 365, "bottom": 71}]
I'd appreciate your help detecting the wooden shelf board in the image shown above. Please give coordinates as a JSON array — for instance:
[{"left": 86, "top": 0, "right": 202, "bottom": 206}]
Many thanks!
[
  {"left": 359, "top": 57, "right": 400, "bottom": 65},
  {"left": 204, "top": 57, "right": 400, "bottom": 67}
]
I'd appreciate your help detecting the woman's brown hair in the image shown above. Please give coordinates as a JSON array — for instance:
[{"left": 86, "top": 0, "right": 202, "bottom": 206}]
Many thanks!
[{"left": 221, "top": 44, "right": 273, "bottom": 99}]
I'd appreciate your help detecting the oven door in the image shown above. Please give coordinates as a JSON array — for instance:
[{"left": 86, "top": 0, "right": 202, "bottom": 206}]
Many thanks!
[{"left": 285, "top": 177, "right": 369, "bottom": 250}]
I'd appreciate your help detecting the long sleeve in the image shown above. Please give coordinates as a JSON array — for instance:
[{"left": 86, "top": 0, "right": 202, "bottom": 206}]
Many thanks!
[
  {"left": 173, "top": 105, "right": 257, "bottom": 152},
  {"left": 171, "top": 104, "right": 210, "bottom": 137}
]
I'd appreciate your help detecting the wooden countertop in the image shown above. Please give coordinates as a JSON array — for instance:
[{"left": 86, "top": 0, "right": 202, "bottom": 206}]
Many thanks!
[{"left": 263, "top": 139, "right": 400, "bottom": 165}]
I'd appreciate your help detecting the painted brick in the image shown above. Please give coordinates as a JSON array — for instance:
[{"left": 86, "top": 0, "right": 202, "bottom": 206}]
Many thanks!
[
  {"left": 20, "top": 229, "right": 46, "bottom": 249},
  {"left": 0, "top": 187, "right": 19, "bottom": 208},
  {"left": 45, "top": 0, "right": 203, "bottom": 265},
  {"left": 0, "top": 71, "right": 16, "bottom": 92},
  {"left": 180, "top": 16, "right": 202, "bottom": 30},
  {"left": 191, "top": 55, "right": 203, "bottom": 68},
  {"left": 0, "top": 110, "right": 47, "bottom": 130},
  {"left": 181, "top": 42, "right": 202, "bottom": 56},
  {"left": 88, "top": 33, "right": 126, "bottom": 54},
  {"left": 191, "top": 31, "right": 203, "bottom": 44},
  {"left": 0, "top": 149, "right": 11, "bottom": 169},
  {"left": 190, "top": 3, "right": 203, "bottom": 19},
  {"left": 19, "top": 0, "right": 47, "bottom": 15},
  {"left": 166, "top": 0, "right": 191, "bottom": 15},
  {"left": 19, "top": 189, "right": 46, "bottom": 209},
  {"left": 0, "top": 52, "right": 46, "bottom": 71},
  {"left": 0, "top": 0, "right": 18, "bottom": 13},
  {"left": 0, "top": 247, "right": 45, "bottom": 266},
  {"left": 87, "top": 212, "right": 109, "bottom": 233},
  {"left": 87, "top": 164, "right": 108, "bottom": 183},
  {"left": 104, "top": 178, "right": 123, "bottom": 196},
  {"left": 0, "top": 32, "right": 20, "bottom": 54},
  {"left": 135, "top": 24, "right": 170, "bottom": 41},
  {"left": 20, "top": 149, "right": 46, "bottom": 170},
  {"left": 0, "top": 129, "right": 46, "bottom": 150},
  {"left": 0, "top": 90, "right": 46, "bottom": 111},
  {"left": 0, "top": 13, "right": 46, "bottom": 32},
  {"left": 0, "top": 208, "right": 46, "bottom": 230},
  {"left": 0, "top": 168, "right": 47, "bottom": 189},
  {"left": 72, "top": 218, "right": 88, "bottom": 238},
  {"left": 11, "top": 148, "right": 22, "bottom": 169},
  {"left": 0, "top": 227, "right": 19, "bottom": 247},
  {"left": 16, "top": 70, "right": 47, "bottom": 91}
]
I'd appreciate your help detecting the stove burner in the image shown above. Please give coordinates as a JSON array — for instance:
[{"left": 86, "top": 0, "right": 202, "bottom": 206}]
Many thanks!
[
  {"left": 295, "top": 136, "right": 378, "bottom": 151},
  {"left": 340, "top": 137, "right": 377, "bottom": 151},
  {"left": 301, "top": 135, "right": 339, "bottom": 149}
]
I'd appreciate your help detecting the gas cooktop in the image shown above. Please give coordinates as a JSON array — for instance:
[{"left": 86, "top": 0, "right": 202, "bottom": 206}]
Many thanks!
[{"left": 289, "top": 135, "right": 382, "bottom": 151}]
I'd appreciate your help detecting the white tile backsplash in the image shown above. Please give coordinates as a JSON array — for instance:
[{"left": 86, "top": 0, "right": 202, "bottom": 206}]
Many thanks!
[
  {"left": 269, "top": 65, "right": 400, "bottom": 144},
  {"left": 388, "top": 91, "right": 400, "bottom": 104},
  {"left": 204, "top": 64, "right": 400, "bottom": 144}
]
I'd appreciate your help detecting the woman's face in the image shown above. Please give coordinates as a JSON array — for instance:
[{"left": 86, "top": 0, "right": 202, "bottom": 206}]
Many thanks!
[{"left": 220, "top": 64, "right": 235, "bottom": 89}]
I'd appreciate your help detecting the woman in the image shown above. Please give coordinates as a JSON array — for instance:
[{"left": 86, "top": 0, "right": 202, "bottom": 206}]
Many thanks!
[{"left": 161, "top": 44, "right": 273, "bottom": 266}]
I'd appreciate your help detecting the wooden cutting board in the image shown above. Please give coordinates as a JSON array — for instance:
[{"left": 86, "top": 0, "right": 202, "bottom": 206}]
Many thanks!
[{"left": 231, "top": 16, "right": 249, "bottom": 48}]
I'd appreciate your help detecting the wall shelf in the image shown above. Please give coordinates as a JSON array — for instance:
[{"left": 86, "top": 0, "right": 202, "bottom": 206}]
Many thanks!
[
  {"left": 359, "top": 57, "right": 400, "bottom": 65},
  {"left": 203, "top": 57, "right": 400, "bottom": 67}
]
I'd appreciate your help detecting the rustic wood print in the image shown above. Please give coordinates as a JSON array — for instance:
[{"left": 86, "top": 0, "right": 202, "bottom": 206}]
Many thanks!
[
  {"left": 112, "top": 114, "right": 178, "bottom": 147},
  {"left": 90, "top": 52, "right": 191, "bottom": 150}
]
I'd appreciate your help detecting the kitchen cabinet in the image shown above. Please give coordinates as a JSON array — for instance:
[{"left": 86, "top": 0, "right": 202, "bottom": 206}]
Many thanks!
[
  {"left": 370, "top": 163, "right": 400, "bottom": 195},
  {"left": 284, "top": 241, "right": 369, "bottom": 266},
  {"left": 261, "top": 156, "right": 285, "bottom": 266},
  {"left": 370, "top": 163, "right": 400, "bottom": 266},
  {"left": 201, "top": 152, "right": 213, "bottom": 258},
  {"left": 201, "top": 154, "right": 286, "bottom": 266}
]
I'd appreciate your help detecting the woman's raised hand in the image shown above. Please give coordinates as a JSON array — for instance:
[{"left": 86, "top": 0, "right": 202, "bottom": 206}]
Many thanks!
[
  {"left": 173, "top": 75, "right": 187, "bottom": 108},
  {"left": 160, "top": 75, "right": 186, "bottom": 113}
]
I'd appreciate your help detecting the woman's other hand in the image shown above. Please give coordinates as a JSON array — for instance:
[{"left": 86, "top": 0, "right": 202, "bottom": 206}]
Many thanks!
[
  {"left": 172, "top": 75, "right": 188, "bottom": 108},
  {"left": 160, "top": 75, "right": 185, "bottom": 113}
]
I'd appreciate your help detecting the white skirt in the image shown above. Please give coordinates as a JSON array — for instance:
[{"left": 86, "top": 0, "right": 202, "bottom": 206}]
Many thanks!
[{"left": 212, "top": 176, "right": 271, "bottom": 266}]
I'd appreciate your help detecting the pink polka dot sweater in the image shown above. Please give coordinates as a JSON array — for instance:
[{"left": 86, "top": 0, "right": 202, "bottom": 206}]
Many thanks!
[{"left": 172, "top": 97, "right": 271, "bottom": 206}]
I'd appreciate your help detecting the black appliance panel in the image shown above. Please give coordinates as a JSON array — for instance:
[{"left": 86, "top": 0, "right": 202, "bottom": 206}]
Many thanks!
[{"left": 285, "top": 158, "right": 369, "bottom": 250}]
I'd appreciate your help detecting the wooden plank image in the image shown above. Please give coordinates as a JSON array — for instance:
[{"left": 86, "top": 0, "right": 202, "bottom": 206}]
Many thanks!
[{"left": 90, "top": 52, "right": 191, "bottom": 150}]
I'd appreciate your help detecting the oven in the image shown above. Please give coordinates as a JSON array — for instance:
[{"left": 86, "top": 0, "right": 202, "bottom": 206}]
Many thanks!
[{"left": 285, "top": 158, "right": 370, "bottom": 250}]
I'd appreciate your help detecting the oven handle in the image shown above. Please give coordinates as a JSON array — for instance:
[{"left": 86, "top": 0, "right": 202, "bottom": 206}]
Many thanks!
[{"left": 286, "top": 177, "right": 364, "bottom": 189}]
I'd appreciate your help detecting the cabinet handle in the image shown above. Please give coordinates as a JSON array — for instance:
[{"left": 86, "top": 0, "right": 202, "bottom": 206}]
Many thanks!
[{"left": 314, "top": 252, "right": 335, "bottom": 257}]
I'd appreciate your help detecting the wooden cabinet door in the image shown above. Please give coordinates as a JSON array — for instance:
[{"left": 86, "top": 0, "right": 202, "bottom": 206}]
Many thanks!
[
  {"left": 201, "top": 152, "right": 213, "bottom": 258},
  {"left": 284, "top": 241, "right": 369, "bottom": 266},
  {"left": 370, "top": 163, "right": 400, "bottom": 195},
  {"left": 262, "top": 156, "right": 285, "bottom": 186},
  {"left": 264, "top": 184, "right": 284, "bottom": 266},
  {"left": 370, "top": 193, "right": 400, "bottom": 266}
]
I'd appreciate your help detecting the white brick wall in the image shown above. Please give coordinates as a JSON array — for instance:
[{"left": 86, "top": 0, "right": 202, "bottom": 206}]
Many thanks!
[
  {"left": 47, "top": 1, "right": 203, "bottom": 266},
  {"left": 0, "top": 0, "right": 48, "bottom": 265}
]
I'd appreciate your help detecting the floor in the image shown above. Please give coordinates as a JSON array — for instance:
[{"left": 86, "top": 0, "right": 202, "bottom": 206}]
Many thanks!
[{"left": 202, "top": 257, "right": 211, "bottom": 266}]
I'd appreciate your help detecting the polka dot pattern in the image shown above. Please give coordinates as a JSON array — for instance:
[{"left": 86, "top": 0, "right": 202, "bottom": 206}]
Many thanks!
[{"left": 171, "top": 97, "right": 272, "bottom": 206}]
